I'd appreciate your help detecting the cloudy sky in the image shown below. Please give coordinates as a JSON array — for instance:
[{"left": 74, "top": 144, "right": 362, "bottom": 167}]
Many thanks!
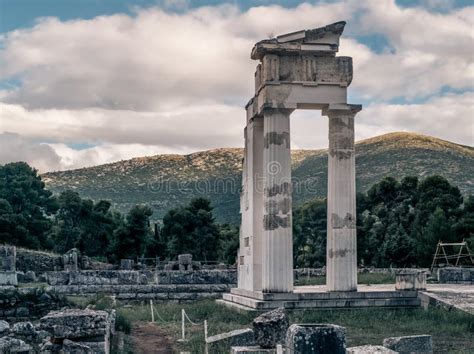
[{"left": 0, "top": 0, "right": 473, "bottom": 172}]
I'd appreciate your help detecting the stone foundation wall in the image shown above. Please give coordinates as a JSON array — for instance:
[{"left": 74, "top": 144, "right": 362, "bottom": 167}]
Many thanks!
[
  {"left": 44, "top": 270, "right": 237, "bottom": 301},
  {"left": 16, "top": 248, "right": 113, "bottom": 272},
  {"left": 16, "top": 249, "right": 59, "bottom": 272},
  {"left": 46, "top": 269, "right": 236, "bottom": 286},
  {"left": 0, "top": 308, "right": 114, "bottom": 353},
  {"left": 0, "top": 287, "right": 67, "bottom": 321},
  {"left": 437, "top": 267, "right": 474, "bottom": 283},
  {"left": 294, "top": 267, "right": 429, "bottom": 277}
]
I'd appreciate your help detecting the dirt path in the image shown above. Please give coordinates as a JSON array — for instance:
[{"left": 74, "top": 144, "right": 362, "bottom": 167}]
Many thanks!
[{"left": 131, "top": 322, "right": 174, "bottom": 354}]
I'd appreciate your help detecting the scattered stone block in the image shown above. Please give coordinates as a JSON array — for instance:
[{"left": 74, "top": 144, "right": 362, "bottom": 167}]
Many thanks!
[
  {"left": 0, "top": 320, "right": 10, "bottom": 335},
  {"left": 120, "top": 259, "right": 135, "bottom": 270},
  {"left": 40, "top": 308, "right": 110, "bottom": 339},
  {"left": 62, "top": 338, "right": 92, "bottom": 353},
  {"left": 207, "top": 328, "right": 255, "bottom": 352},
  {"left": 0, "top": 337, "right": 32, "bottom": 353},
  {"left": 12, "top": 321, "right": 36, "bottom": 336},
  {"left": 396, "top": 270, "right": 426, "bottom": 291},
  {"left": 39, "top": 340, "right": 62, "bottom": 352},
  {"left": 383, "top": 335, "right": 433, "bottom": 354},
  {"left": 39, "top": 308, "right": 111, "bottom": 353},
  {"left": 347, "top": 345, "right": 397, "bottom": 353},
  {"left": 285, "top": 323, "right": 346, "bottom": 354},
  {"left": 253, "top": 308, "right": 289, "bottom": 349}
]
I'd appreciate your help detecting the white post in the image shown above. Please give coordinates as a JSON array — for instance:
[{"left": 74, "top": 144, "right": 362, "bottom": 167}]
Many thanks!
[
  {"left": 276, "top": 344, "right": 284, "bottom": 354},
  {"left": 204, "top": 320, "right": 209, "bottom": 354},
  {"left": 149, "top": 300, "right": 154, "bottom": 323},
  {"left": 181, "top": 309, "right": 185, "bottom": 341}
]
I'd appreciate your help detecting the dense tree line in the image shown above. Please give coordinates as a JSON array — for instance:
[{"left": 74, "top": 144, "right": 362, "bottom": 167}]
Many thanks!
[
  {"left": 0, "top": 162, "right": 238, "bottom": 263},
  {"left": 294, "top": 175, "right": 474, "bottom": 268},
  {"left": 1, "top": 162, "right": 472, "bottom": 267}
]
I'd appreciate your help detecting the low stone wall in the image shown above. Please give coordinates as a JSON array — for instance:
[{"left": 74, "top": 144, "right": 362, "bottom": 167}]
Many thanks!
[
  {"left": 16, "top": 247, "right": 113, "bottom": 273},
  {"left": 45, "top": 270, "right": 237, "bottom": 301},
  {"left": 16, "top": 248, "right": 59, "bottom": 272},
  {"left": 437, "top": 267, "right": 474, "bottom": 283},
  {"left": 0, "top": 308, "right": 114, "bottom": 353},
  {"left": 49, "top": 284, "right": 233, "bottom": 301},
  {"left": 294, "top": 267, "right": 429, "bottom": 277},
  {"left": 0, "top": 287, "right": 67, "bottom": 321},
  {"left": 47, "top": 269, "right": 236, "bottom": 285}
]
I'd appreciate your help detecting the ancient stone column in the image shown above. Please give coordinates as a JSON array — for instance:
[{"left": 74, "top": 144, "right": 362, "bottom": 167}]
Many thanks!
[
  {"left": 325, "top": 105, "right": 360, "bottom": 292},
  {"left": 262, "top": 108, "right": 294, "bottom": 293},
  {"left": 238, "top": 116, "right": 264, "bottom": 291}
]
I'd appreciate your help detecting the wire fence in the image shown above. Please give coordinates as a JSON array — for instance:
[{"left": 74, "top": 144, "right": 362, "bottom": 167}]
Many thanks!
[{"left": 145, "top": 301, "right": 299, "bottom": 353}]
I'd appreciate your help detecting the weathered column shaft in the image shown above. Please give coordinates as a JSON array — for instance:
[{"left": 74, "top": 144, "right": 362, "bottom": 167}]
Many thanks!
[
  {"left": 238, "top": 117, "right": 264, "bottom": 291},
  {"left": 327, "top": 110, "right": 357, "bottom": 291},
  {"left": 262, "top": 109, "right": 294, "bottom": 293}
]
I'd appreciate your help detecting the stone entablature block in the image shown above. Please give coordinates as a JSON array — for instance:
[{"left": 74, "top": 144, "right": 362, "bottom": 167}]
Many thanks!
[{"left": 255, "top": 55, "right": 352, "bottom": 91}]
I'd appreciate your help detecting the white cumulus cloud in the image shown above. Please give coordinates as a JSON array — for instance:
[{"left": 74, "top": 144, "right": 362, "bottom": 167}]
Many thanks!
[{"left": 0, "top": 0, "right": 472, "bottom": 172}]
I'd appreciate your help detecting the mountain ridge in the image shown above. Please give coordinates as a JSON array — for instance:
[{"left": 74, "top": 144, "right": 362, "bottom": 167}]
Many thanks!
[{"left": 42, "top": 132, "right": 474, "bottom": 224}]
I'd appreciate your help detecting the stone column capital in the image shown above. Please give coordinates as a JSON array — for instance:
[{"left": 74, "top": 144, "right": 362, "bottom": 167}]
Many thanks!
[{"left": 322, "top": 103, "right": 362, "bottom": 117}]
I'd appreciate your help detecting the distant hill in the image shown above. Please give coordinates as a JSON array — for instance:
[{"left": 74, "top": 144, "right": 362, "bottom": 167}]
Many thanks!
[{"left": 42, "top": 132, "right": 474, "bottom": 224}]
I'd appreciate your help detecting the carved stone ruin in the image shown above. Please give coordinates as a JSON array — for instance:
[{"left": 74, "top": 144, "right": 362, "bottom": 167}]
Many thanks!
[
  {"left": 39, "top": 309, "right": 113, "bottom": 353},
  {"left": 178, "top": 253, "right": 193, "bottom": 271},
  {"left": 120, "top": 259, "right": 135, "bottom": 270},
  {"left": 62, "top": 248, "right": 79, "bottom": 272},
  {"left": 237, "top": 21, "right": 361, "bottom": 294},
  {"left": 383, "top": 335, "right": 433, "bottom": 354},
  {"left": 0, "top": 245, "right": 18, "bottom": 286},
  {"left": 285, "top": 324, "right": 346, "bottom": 354},
  {"left": 395, "top": 270, "right": 427, "bottom": 291}
]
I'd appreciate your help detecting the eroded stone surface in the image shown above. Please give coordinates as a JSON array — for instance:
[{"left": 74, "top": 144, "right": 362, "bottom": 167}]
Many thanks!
[
  {"left": 253, "top": 308, "right": 289, "bottom": 349},
  {"left": 39, "top": 309, "right": 110, "bottom": 339},
  {"left": 438, "top": 267, "right": 474, "bottom": 283},
  {"left": 383, "top": 335, "right": 433, "bottom": 354},
  {"left": 285, "top": 323, "right": 346, "bottom": 354},
  {"left": 0, "top": 320, "right": 10, "bottom": 335}
]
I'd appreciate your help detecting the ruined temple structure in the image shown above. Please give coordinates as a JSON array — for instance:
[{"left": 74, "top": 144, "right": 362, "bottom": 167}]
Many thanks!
[
  {"left": 237, "top": 21, "right": 360, "bottom": 294},
  {"left": 221, "top": 22, "right": 422, "bottom": 309}
]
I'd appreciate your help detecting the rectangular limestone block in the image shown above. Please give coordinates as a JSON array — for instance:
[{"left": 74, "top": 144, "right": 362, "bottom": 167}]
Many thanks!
[
  {"left": 39, "top": 309, "right": 111, "bottom": 339},
  {"left": 438, "top": 267, "right": 474, "bottom": 283},
  {"left": 0, "top": 271, "right": 18, "bottom": 286},
  {"left": 395, "top": 271, "right": 427, "bottom": 291},
  {"left": 285, "top": 323, "right": 346, "bottom": 354},
  {"left": 383, "top": 335, "right": 433, "bottom": 354}
]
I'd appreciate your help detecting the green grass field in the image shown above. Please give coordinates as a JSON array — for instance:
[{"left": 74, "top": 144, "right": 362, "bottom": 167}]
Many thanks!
[
  {"left": 295, "top": 272, "right": 396, "bottom": 286},
  {"left": 109, "top": 299, "right": 474, "bottom": 353}
]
